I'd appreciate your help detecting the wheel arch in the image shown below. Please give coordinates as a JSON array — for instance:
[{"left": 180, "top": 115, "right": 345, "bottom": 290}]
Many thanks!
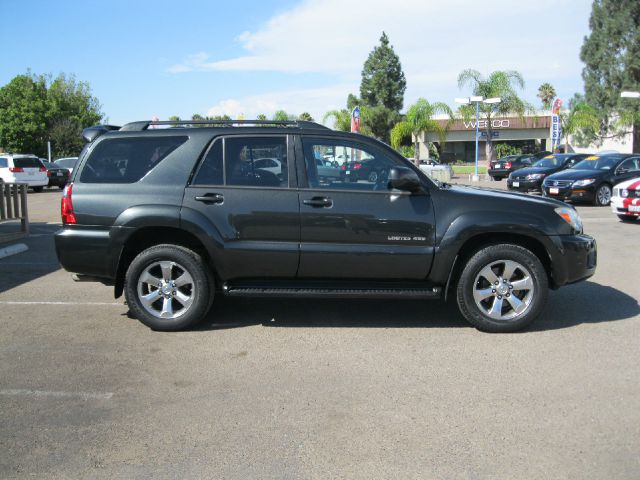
[
  {"left": 114, "top": 227, "right": 216, "bottom": 298},
  {"left": 444, "top": 232, "right": 553, "bottom": 301}
]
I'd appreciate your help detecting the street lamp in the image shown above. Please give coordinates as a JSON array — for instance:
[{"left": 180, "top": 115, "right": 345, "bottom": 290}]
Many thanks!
[
  {"left": 455, "top": 96, "right": 501, "bottom": 181},
  {"left": 621, "top": 91, "right": 640, "bottom": 99}
]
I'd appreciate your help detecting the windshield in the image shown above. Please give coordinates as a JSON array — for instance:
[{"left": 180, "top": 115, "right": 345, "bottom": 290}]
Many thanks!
[
  {"left": 533, "top": 156, "right": 561, "bottom": 168},
  {"left": 571, "top": 156, "right": 618, "bottom": 170}
]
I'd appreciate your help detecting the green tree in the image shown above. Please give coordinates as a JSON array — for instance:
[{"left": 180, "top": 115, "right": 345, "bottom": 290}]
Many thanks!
[
  {"left": 537, "top": 83, "right": 556, "bottom": 109},
  {"left": 272, "top": 110, "right": 290, "bottom": 121},
  {"left": 581, "top": 0, "right": 640, "bottom": 151},
  {"left": 168, "top": 115, "right": 181, "bottom": 122},
  {"left": 256, "top": 113, "right": 267, "bottom": 121},
  {"left": 323, "top": 109, "right": 351, "bottom": 131},
  {"left": 560, "top": 102, "right": 600, "bottom": 153},
  {"left": 298, "top": 112, "right": 314, "bottom": 122},
  {"left": 360, "top": 32, "right": 406, "bottom": 112},
  {"left": 0, "top": 74, "right": 49, "bottom": 155},
  {"left": 457, "top": 69, "right": 532, "bottom": 163},
  {"left": 390, "top": 98, "right": 453, "bottom": 164}
]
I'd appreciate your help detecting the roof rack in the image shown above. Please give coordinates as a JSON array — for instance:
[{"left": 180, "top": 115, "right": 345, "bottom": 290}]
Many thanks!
[{"left": 119, "top": 119, "right": 330, "bottom": 131}]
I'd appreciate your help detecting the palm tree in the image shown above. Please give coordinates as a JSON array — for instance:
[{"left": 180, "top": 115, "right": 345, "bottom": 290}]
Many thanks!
[
  {"left": 561, "top": 103, "right": 599, "bottom": 153},
  {"left": 537, "top": 83, "right": 556, "bottom": 110},
  {"left": 323, "top": 109, "right": 351, "bottom": 131},
  {"left": 457, "top": 69, "right": 532, "bottom": 163},
  {"left": 298, "top": 112, "right": 314, "bottom": 122},
  {"left": 390, "top": 98, "right": 453, "bottom": 165}
]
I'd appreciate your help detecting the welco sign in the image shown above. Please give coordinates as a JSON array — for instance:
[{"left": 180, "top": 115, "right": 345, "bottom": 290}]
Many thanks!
[{"left": 463, "top": 119, "right": 510, "bottom": 129}]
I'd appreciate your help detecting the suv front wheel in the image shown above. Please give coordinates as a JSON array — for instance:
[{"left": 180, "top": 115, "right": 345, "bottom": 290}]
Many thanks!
[
  {"left": 456, "top": 244, "right": 548, "bottom": 332},
  {"left": 124, "top": 244, "right": 212, "bottom": 331}
]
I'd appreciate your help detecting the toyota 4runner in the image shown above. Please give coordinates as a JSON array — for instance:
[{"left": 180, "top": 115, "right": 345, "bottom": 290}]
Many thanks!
[{"left": 54, "top": 120, "right": 597, "bottom": 332}]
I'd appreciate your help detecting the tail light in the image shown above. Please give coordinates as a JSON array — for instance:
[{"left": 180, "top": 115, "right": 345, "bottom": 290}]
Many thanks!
[
  {"left": 353, "top": 163, "right": 362, "bottom": 170},
  {"left": 505, "top": 162, "right": 512, "bottom": 168},
  {"left": 341, "top": 164, "right": 347, "bottom": 171},
  {"left": 39, "top": 166, "right": 47, "bottom": 172},
  {"left": 9, "top": 167, "right": 24, "bottom": 173},
  {"left": 61, "top": 183, "right": 76, "bottom": 224},
  {"left": 47, "top": 170, "right": 53, "bottom": 177}
]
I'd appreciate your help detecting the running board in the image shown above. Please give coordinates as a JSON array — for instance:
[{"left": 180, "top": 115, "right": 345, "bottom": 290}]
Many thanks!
[{"left": 222, "top": 283, "right": 441, "bottom": 300}]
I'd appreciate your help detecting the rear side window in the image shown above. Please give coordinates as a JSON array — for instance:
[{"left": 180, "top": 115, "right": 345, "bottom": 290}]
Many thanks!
[
  {"left": 0, "top": 158, "right": 7, "bottom": 168},
  {"left": 192, "top": 136, "right": 288, "bottom": 188},
  {"left": 80, "top": 136, "right": 187, "bottom": 183},
  {"left": 14, "top": 157, "right": 42, "bottom": 168}
]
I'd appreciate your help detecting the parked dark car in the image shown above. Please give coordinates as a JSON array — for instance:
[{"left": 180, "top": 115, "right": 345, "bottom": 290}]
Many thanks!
[
  {"left": 341, "top": 156, "right": 390, "bottom": 183},
  {"left": 542, "top": 153, "right": 640, "bottom": 205},
  {"left": 488, "top": 152, "right": 551, "bottom": 180},
  {"left": 54, "top": 119, "right": 596, "bottom": 333},
  {"left": 39, "top": 159, "right": 70, "bottom": 189},
  {"left": 507, "top": 153, "right": 588, "bottom": 193}
]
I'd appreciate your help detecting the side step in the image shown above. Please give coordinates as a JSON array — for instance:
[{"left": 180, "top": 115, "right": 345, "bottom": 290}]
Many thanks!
[{"left": 222, "top": 283, "right": 441, "bottom": 300}]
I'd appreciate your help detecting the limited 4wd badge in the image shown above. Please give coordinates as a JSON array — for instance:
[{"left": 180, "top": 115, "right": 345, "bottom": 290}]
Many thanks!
[{"left": 388, "top": 235, "right": 426, "bottom": 241}]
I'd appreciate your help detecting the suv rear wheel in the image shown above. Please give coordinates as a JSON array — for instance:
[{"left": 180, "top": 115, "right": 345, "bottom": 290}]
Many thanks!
[
  {"left": 124, "top": 244, "right": 212, "bottom": 331},
  {"left": 456, "top": 244, "right": 548, "bottom": 332}
]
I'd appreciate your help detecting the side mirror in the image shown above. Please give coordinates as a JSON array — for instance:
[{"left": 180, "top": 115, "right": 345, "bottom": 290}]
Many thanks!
[{"left": 388, "top": 167, "right": 423, "bottom": 193}]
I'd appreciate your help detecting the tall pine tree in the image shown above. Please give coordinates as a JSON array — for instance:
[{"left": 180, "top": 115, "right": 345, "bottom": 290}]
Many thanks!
[
  {"left": 360, "top": 32, "right": 406, "bottom": 112},
  {"left": 580, "top": 0, "right": 640, "bottom": 151}
]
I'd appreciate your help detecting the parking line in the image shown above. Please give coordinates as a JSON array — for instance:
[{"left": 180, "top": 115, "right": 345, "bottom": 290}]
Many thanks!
[
  {"left": 0, "top": 301, "right": 122, "bottom": 306},
  {"left": 0, "top": 389, "right": 113, "bottom": 400}
]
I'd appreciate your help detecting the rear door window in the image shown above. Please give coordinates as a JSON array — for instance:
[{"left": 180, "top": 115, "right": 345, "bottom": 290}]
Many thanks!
[
  {"left": 0, "top": 158, "right": 7, "bottom": 168},
  {"left": 80, "top": 136, "right": 187, "bottom": 183}
]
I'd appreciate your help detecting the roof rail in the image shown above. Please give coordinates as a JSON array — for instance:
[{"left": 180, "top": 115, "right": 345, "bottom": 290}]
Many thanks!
[{"left": 119, "top": 119, "right": 331, "bottom": 131}]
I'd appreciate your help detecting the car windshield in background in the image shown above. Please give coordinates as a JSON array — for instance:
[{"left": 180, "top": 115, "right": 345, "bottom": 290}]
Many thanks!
[
  {"left": 571, "top": 156, "right": 618, "bottom": 170},
  {"left": 56, "top": 158, "right": 78, "bottom": 169},
  {"left": 533, "top": 156, "right": 561, "bottom": 168},
  {"left": 14, "top": 157, "right": 42, "bottom": 168}
]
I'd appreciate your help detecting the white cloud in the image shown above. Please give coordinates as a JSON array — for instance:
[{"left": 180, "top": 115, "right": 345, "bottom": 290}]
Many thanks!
[
  {"left": 206, "top": 83, "right": 356, "bottom": 123},
  {"left": 171, "top": 0, "right": 591, "bottom": 117}
]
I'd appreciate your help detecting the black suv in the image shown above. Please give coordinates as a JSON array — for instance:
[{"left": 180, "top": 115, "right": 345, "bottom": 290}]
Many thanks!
[{"left": 55, "top": 120, "right": 597, "bottom": 333}]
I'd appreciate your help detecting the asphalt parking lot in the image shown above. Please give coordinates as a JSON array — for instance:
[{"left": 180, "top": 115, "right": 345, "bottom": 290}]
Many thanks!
[{"left": 1, "top": 182, "right": 639, "bottom": 479}]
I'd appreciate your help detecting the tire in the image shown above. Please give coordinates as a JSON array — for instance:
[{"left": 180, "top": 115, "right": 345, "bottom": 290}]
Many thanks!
[
  {"left": 58, "top": 185, "right": 65, "bottom": 190},
  {"left": 593, "top": 184, "right": 612, "bottom": 206},
  {"left": 456, "top": 244, "right": 548, "bottom": 333},
  {"left": 617, "top": 214, "right": 637, "bottom": 222},
  {"left": 124, "top": 244, "right": 212, "bottom": 331},
  {"left": 368, "top": 171, "right": 378, "bottom": 183},
  {"left": 32, "top": 186, "right": 44, "bottom": 193},
  {"left": 492, "top": 176, "right": 502, "bottom": 181}
]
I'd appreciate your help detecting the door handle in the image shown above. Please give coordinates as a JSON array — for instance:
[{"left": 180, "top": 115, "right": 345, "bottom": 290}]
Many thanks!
[
  {"left": 303, "top": 196, "right": 333, "bottom": 208},
  {"left": 194, "top": 193, "right": 224, "bottom": 204}
]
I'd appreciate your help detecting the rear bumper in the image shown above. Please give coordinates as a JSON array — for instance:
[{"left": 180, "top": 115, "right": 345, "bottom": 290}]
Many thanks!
[
  {"left": 54, "top": 227, "right": 122, "bottom": 280},
  {"left": 488, "top": 169, "right": 511, "bottom": 178},
  {"left": 549, "top": 234, "right": 597, "bottom": 287},
  {"left": 611, "top": 197, "right": 640, "bottom": 216}
]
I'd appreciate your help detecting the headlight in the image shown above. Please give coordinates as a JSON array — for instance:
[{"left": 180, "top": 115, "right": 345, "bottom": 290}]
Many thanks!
[
  {"left": 621, "top": 189, "right": 629, "bottom": 198},
  {"left": 526, "top": 173, "right": 545, "bottom": 180},
  {"left": 555, "top": 207, "right": 583, "bottom": 232},
  {"left": 573, "top": 178, "right": 596, "bottom": 187}
]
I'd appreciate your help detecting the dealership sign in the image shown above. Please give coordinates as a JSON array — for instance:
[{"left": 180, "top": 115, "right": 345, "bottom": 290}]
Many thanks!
[
  {"left": 550, "top": 98, "right": 563, "bottom": 151},
  {"left": 463, "top": 119, "right": 510, "bottom": 129}
]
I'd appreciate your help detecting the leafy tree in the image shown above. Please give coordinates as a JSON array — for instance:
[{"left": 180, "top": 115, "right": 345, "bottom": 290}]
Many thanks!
[
  {"left": 560, "top": 102, "right": 600, "bottom": 152},
  {"left": 323, "top": 109, "right": 351, "bottom": 131},
  {"left": 457, "top": 69, "right": 532, "bottom": 163},
  {"left": 494, "top": 143, "right": 522, "bottom": 158},
  {"left": 0, "top": 72, "right": 102, "bottom": 157},
  {"left": 581, "top": 0, "right": 640, "bottom": 151},
  {"left": 256, "top": 113, "right": 267, "bottom": 121},
  {"left": 390, "top": 98, "right": 453, "bottom": 164},
  {"left": 273, "top": 110, "right": 291, "bottom": 121},
  {"left": 168, "top": 115, "right": 181, "bottom": 122},
  {"left": 360, "top": 32, "right": 406, "bottom": 112},
  {"left": 298, "top": 112, "right": 314, "bottom": 122},
  {"left": 537, "top": 83, "right": 556, "bottom": 109}
]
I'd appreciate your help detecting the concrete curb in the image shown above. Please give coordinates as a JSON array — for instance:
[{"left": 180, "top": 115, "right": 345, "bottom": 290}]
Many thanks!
[{"left": 0, "top": 243, "right": 29, "bottom": 260}]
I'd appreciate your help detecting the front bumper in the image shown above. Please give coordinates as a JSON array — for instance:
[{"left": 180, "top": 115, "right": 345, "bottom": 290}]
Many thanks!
[
  {"left": 507, "top": 178, "right": 543, "bottom": 192},
  {"left": 542, "top": 184, "right": 596, "bottom": 203},
  {"left": 548, "top": 234, "right": 597, "bottom": 287},
  {"left": 611, "top": 196, "right": 640, "bottom": 216}
]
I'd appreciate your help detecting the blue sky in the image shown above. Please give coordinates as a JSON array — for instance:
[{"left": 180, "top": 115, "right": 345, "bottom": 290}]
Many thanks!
[{"left": 1, "top": 0, "right": 593, "bottom": 125}]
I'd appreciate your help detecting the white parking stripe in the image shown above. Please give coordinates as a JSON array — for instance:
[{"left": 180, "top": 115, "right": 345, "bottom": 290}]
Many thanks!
[
  {"left": 0, "top": 301, "right": 122, "bottom": 306},
  {"left": 0, "top": 389, "right": 113, "bottom": 400}
]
